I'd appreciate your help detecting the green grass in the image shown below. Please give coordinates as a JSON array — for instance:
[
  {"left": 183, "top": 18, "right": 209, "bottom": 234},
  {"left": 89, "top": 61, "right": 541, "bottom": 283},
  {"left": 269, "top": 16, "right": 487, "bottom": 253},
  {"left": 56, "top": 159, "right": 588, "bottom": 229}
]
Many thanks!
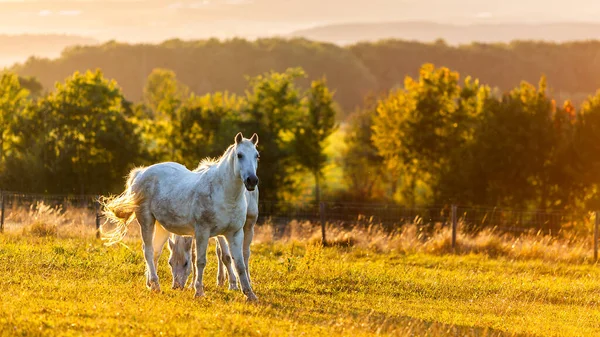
[{"left": 1, "top": 234, "right": 599, "bottom": 336}]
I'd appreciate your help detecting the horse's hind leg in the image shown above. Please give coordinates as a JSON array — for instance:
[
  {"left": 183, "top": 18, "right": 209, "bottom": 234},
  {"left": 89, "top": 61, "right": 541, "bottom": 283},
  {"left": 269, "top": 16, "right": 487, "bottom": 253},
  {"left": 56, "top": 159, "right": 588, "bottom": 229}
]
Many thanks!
[
  {"left": 136, "top": 208, "right": 160, "bottom": 292},
  {"left": 226, "top": 228, "right": 257, "bottom": 302},
  {"left": 188, "top": 239, "right": 197, "bottom": 289},
  {"left": 215, "top": 238, "right": 227, "bottom": 287},
  {"left": 217, "top": 236, "right": 239, "bottom": 290}
]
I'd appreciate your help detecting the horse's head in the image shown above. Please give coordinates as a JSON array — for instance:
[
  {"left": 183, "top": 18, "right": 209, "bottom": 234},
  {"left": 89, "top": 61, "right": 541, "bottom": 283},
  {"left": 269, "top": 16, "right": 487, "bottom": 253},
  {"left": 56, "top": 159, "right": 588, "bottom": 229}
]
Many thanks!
[
  {"left": 234, "top": 132, "right": 259, "bottom": 191},
  {"left": 168, "top": 235, "right": 194, "bottom": 290}
]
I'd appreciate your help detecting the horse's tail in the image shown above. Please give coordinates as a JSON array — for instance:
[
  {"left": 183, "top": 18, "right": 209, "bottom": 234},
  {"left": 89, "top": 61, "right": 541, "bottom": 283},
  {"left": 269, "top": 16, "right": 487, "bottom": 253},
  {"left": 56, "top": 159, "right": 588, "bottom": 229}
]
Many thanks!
[{"left": 99, "top": 167, "right": 145, "bottom": 246}]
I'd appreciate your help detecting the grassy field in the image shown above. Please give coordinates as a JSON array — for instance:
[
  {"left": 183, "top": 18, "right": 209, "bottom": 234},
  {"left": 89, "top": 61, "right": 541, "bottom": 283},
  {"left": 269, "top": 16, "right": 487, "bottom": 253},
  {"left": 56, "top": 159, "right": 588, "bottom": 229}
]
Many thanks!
[{"left": 1, "top": 222, "right": 600, "bottom": 337}]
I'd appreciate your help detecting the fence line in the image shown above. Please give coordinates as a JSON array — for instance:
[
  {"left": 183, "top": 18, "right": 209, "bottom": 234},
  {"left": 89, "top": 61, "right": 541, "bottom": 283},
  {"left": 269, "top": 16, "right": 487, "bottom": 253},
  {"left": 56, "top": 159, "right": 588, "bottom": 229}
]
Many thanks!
[{"left": 0, "top": 191, "right": 598, "bottom": 261}]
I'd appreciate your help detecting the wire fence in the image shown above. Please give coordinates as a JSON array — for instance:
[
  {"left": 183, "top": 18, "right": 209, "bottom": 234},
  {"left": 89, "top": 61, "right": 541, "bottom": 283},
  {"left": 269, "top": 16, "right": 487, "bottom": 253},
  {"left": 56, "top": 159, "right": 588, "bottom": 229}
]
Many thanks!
[
  {"left": 257, "top": 200, "right": 587, "bottom": 235},
  {"left": 1, "top": 191, "right": 598, "bottom": 259}
]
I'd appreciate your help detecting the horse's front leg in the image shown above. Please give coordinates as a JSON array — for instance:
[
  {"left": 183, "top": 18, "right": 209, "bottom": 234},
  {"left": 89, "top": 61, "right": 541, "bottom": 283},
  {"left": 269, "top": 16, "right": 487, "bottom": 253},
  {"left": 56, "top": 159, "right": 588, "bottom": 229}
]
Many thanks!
[
  {"left": 226, "top": 228, "right": 258, "bottom": 302},
  {"left": 243, "top": 214, "right": 257, "bottom": 284},
  {"left": 193, "top": 228, "right": 210, "bottom": 298}
]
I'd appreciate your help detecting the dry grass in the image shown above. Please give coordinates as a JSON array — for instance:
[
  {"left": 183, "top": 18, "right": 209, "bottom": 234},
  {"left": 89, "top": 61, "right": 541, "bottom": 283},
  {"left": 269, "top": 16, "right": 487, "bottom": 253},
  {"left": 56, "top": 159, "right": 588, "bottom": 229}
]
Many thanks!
[
  {"left": 2, "top": 206, "right": 599, "bottom": 336},
  {"left": 254, "top": 217, "right": 596, "bottom": 264},
  {"left": 3, "top": 204, "right": 596, "bottom": 263},
  {"left": 4, "top": 201, "right": 98, "bottom": 238}
]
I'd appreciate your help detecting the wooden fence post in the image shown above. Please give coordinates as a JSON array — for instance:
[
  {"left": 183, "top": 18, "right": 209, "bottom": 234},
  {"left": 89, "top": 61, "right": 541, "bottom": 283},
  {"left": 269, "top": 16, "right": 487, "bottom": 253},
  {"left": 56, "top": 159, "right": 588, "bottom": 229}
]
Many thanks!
[
  {"left": 451, "top": 204, "right": 457, "bottom": 249},
  {"left": 95, "top": 196, "right": 101, "bottom": 239},
  {"left": 320, "top": 202, "right": 326, "bottom": 245},
  {"left": 0, "top": 191, "right": 5, "bottom": 233},
  {"left": 595, "top": 211, "right": 599, "bottom": 263}
]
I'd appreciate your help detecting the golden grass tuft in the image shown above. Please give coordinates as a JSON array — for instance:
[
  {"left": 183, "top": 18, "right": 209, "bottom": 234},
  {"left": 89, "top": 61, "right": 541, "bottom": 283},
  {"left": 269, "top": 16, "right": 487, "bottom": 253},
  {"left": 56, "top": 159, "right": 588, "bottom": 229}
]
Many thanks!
[
  {"left": 2, "top": 205, "right": 597, "bottom": 263},
  {"left": 254, "top": 216, "right": 596, "bottom": 263},
  {"left": 7, "top": 201, "right": 98, "bottom": 238}
]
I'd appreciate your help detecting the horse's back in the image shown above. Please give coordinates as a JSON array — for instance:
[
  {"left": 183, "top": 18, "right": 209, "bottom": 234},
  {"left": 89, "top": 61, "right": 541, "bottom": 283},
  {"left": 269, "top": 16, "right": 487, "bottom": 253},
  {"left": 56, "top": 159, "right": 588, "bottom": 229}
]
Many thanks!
[{"left": 131, "top": 162, "right": 197, "bottom": 199}]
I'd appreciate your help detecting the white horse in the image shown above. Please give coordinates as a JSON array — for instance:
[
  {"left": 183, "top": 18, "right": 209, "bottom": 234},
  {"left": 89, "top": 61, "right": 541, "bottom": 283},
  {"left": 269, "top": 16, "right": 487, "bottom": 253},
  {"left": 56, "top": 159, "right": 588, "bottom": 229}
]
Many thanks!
[
  {"left": 167, "top": 187, "right": 258, "bottom": 290},
  {"left": 100, "top": 132, "right": 260, "bottom": 301}
]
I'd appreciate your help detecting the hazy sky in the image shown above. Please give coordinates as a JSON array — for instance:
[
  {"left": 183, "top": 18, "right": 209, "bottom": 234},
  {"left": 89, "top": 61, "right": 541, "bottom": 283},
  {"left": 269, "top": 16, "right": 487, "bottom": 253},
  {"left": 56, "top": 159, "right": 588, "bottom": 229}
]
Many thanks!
[{"left": 1, "top": 0, "right": 600, "bottom": 41}]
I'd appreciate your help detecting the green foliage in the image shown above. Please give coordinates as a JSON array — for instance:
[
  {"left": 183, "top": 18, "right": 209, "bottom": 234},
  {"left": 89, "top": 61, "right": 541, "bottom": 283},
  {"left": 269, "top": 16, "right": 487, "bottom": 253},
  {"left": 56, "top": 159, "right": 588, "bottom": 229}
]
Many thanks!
[
  {"left": 373, "top": 64, "right": 485, "bottom": 205},
  {"left": 139, "top": 68, "right": 189, "bottom": 162},
  {"left": 241, "top": 67, "right": 306, "bottom": 202},
  {"left": 5, "top": 52, "right": 600, "bottom": 219},
  {"left": 574, "top": 90, "right": 600, "bottom": 209},
  {"left": 17, "top": 76, "right": 44, "bottom": 99},
  {"left": 1, "top": 70, "right": 141, "bottom": 194},
  {"left": 178, "top": 91, "right": 244, "bottom": 169},
  {"left": 0, "top": 72, "right": 30, "bottom": 162},
  {"left": 340, "top": 94, "right": 387, "bottom": 202},
  {"left": 459, "top": 77, "right": 556, "bottom": 208},
  {"left": 294, "top": 77, "right": 339, "bottom": 201},
  {"left": 368, "top": 63, "right": 600, "bottom": 215}
]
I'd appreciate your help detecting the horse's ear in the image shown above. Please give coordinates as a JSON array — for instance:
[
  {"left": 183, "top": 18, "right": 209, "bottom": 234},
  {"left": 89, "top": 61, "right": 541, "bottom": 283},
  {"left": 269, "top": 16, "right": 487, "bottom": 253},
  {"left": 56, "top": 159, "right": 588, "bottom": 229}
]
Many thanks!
[
  {"left": 235, "top": 132, "right": 243, "bottom": 144},
  {"left": 250, "top": 133, "right": 259, "bottom": 146},
  {"left": 168, "top": 238, "right": 175, "bottom": 250}
]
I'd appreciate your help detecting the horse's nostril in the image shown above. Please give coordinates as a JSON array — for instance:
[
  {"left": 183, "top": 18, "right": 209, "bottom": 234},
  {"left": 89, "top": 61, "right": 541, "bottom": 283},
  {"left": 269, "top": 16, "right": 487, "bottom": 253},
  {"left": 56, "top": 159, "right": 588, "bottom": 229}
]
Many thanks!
[{"left": 246, "top": 176, "right": 258, "bottom": 186}]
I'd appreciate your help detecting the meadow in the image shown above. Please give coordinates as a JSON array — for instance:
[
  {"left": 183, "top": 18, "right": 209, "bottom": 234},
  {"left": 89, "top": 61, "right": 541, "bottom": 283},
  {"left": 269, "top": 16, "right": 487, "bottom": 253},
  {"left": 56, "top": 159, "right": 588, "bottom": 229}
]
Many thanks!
[{"left": 0, "top": 205, "right": 599, "bottom": 336}]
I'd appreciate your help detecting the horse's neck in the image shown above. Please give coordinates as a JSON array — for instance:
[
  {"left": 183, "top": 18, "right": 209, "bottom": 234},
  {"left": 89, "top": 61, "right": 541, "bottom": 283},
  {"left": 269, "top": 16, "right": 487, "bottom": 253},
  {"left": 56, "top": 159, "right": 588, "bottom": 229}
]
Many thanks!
[{"left": 215, "top": 150, "right": 245, "bottom": 204}]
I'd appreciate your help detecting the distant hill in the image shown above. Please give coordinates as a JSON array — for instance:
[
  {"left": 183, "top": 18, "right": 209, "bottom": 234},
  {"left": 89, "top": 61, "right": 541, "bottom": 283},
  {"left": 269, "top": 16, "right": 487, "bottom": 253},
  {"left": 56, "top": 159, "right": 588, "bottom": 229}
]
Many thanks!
[
  {"left": 10, "top": 38, "right": 600, "bottom": 115},
  {"left": 0, "top": 34, "right": 98, "bottom": 68},
  {"left": 289, "top": 22, "right": 600, "bottom": 45}
]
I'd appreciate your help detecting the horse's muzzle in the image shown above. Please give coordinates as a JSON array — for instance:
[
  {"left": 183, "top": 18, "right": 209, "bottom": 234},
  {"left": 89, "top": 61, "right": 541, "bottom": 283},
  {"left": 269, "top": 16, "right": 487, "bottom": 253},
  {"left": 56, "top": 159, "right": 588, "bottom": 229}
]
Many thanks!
[{"left": 245, "top": 175, "right": 259, "bottom": 191}]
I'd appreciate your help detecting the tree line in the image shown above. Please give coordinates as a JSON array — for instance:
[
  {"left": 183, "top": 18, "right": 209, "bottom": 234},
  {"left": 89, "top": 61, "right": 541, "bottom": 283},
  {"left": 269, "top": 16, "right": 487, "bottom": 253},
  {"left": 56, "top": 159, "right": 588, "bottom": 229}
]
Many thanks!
[
  {"left": 342, "top": 64, "right": 600, "bottom": 217},
  {"left": 2, "top": 62, "right": 600, "bottom": 219},
  {"left": 11, "top": 38, "right": 600, "bottom": 117},
  {"left": 0, "top": 67, "right": 336, "bottom": 204}
]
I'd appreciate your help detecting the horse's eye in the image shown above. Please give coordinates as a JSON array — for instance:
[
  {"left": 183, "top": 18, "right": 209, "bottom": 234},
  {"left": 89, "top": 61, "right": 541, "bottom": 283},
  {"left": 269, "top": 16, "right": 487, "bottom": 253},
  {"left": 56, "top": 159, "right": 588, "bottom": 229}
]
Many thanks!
[
  {"left": 237, "top": 153, "right": 243, "bottom": 159},
  {"left": 183, "top": 261, "right": 188, "bottom": 268}
]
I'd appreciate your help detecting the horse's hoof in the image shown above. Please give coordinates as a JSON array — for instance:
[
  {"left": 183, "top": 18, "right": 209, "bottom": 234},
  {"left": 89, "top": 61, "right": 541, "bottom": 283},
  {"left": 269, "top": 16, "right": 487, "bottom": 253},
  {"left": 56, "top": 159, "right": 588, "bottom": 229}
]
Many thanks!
[
  {"left": 246, "top": 293, "right": 259, "bottom": 302},
  {"left": 146, "top": 279, "right": 161, "bottom": 292},
  {"left": 228, "top": 284, "right": 239, "bottom": 291},
  {"left": 194, "top": 291, "right": 205, "bottom": 298}
]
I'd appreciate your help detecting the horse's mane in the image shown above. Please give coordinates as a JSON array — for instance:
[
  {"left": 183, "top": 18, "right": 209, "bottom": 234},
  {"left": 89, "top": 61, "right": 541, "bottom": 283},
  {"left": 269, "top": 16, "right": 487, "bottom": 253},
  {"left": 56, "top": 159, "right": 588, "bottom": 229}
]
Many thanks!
[{"left": 192, "top": 144, "right": 235, "bottom": 173}]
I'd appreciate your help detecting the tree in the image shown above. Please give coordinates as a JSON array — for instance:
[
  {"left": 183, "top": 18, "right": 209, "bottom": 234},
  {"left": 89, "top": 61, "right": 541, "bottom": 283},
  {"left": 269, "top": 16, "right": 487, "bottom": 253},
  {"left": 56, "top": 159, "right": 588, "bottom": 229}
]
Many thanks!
[
  {"left": 341, "top": 94, "right": 387, "bottom": 202},
  {"left": 178, "top": 91, "right": 243, "bottom": 169},
  {"left": 9, "top": 70, "right": 142, "bottom": 194},
  {"left": 294, "top": 78, "right": 338, "bottom": 203},
  {"left": 0, "top": 72, "right": 30, "bottom": 163},
  {"left": 292, "top": 77, "right": 338, "bottom": 244},
  {"left": 435, "top": 76, "right": 490, "bottom": 205},
  {"left": 372, "top": 64, "right": 469, "bottom": 205},
  {"left": 241, "top": 67, "right": 305, "bottom": 202},
  {"left": 141, "top": 68, "right": 189, "bottom": 162},
  {"left": 18, "top": 76, "right": 44, "bottom": 99},
  {"left": 574, "top": 90, "right": 600, "bottom": 209}
]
